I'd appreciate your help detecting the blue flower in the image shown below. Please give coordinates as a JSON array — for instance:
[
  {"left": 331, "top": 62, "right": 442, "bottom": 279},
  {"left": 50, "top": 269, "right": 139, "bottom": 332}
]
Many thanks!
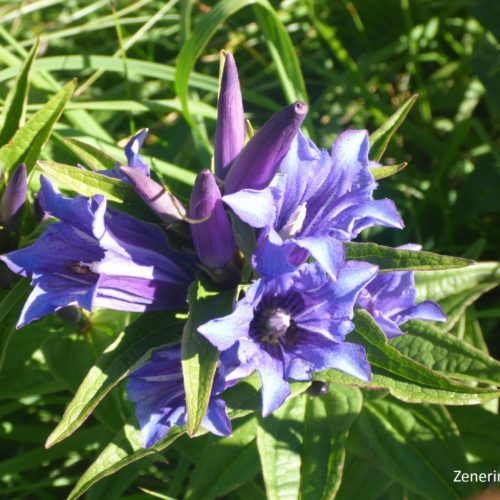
[
  {"left": 198, "top": 260, "right": 378, "bottom": 415},
  {"left": 0, "top": 177, "right": 194, "bottom": 327},
  {"left": 127, "top": 345, "right": 231, "bottom": 447},
  {"left": 357, "top": 245, "right": 447, "bottom": 338},
  {"left": 224, "top": 130, "right": 404, "bottom": 278}
]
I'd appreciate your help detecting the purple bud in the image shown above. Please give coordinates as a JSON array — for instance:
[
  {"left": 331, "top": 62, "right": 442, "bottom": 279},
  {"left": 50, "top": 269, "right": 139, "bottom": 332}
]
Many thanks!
[
  {"left": 125, "top": 129, "right": 150, "bottom": 176},
  {"left": 214, "top": 53, "right": 245, "bottom": 181},
  {"left": 120, "top": 166, "right": 186, "bottom": 224},
  {"left": 0, "top": 164, "right": 27, "bottom": 232},
  {"left": 189, "top": 170, "right": 237, "bottom": 270},
  {"left": 224, "top": 101, "right": 308, "bottom": 194}
]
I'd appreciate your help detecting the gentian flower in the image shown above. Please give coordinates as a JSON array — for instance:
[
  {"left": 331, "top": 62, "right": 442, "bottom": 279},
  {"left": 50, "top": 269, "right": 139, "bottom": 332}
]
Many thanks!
[
  {"left": 189, "top": 170, "right": 238, "bottom": 273},
  {"left": 214, "top": 52, "right": 245, "bottom": 180},
  {"left": 0, "top": 176, "right": 194, "bottom": 327},
  {"left": 357, "top": 245, "right": 447, "bottom": 338},
  {"left": 223, "top": 101, "right": 308, "bottom": 194},
  {"left": 224, "top": 130, "right": 404, "bottom": 278},
  {"left": 198, "top": 260, "right": 378, "bottom": 415},
  {"left": 127, "top": 345, "right": 231, "bottom": 447}
]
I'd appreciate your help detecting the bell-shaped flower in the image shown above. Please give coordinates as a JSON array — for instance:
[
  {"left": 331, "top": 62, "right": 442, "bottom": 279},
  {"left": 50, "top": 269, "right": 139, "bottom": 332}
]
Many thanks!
[
  {"left": 214, "top": 53, "right": 245, "bottom": 180},
  {"left": 0, "top": 176, "right": 195, "bottom": 327},
  {"left": 189, "top": 170, "right": 237, "bottom": 271},
  {"left": 198, "top": 259, "right": 378, "bottom": 416},
  {"left": 127, "top": 345, "right": 231, "bottom": 448},
  {"left": 357, "top": 245, "right": 447, "bottom": 338},
  {"left": 224, "top": 130, "right": 404, "bottom": 279},
  {"left": 223, "top": 101, "right": 308, "bottom": 194}
]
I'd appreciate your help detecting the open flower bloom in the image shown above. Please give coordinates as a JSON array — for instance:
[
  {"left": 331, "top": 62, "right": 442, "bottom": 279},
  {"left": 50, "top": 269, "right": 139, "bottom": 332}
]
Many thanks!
[
  {"left": 0, "top": 176, "right": 194, "bottom": 327},
  {"left": 357, "top": 245, "right": 447, "bottom": 338},
  {"left": 127, "top": 346, "right": 232, "bottom": 447},
  {"left": 224, "top": 130, "right": 404, "bottom": 278},
  {"left": 198, "top": 260, "right": 378, "bottom": 416}
]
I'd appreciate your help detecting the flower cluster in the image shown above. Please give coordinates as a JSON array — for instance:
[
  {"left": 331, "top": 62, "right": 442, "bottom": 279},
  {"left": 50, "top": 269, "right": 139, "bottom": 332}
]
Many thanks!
[{"left": 0, "top": 53, "right": 446, "bottom": 447}]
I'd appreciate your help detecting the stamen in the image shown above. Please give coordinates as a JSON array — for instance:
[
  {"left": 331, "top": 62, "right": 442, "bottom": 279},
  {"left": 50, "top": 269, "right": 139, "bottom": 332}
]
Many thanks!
[{"left": 279, "top": 203, "right": 307, "bottom": 239}]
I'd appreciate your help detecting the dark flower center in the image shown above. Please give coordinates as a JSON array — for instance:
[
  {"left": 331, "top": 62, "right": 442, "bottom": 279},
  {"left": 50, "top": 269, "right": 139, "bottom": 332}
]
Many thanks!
[{"left": 66, "top": 260, "right": 96, "bottom": 276}]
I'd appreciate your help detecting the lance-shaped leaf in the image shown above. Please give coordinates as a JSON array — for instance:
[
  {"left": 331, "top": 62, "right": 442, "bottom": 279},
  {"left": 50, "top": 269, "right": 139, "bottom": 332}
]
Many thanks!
[
  {"left": 121, "top": 166, "right": 186, "bottom": 223},
  {"left": 0, "top": 80, "right": 75, "bottom": 177},
  {"left": 390, "top": 320, "right": 500, "bottom": 385},
  {"left": 214, "top": 52, "right": 245, "bottom": 180},
  {"left": 181, "top": 280, "right": 237, "bottom": 436},
  {"left": 347, "top": 400, "right": 473, "bottom": 499},
  {"left": 300, "top": 385, "right": 363, "bottom": 500},
  {"left": 345, "top": 242, "right": 473, "bottom": 271},
  {"left": 61, "top": 137, "right": 118, "bottom": 171},
  {"left": 369, "top": 162, "right": 407, "bottom": 180},
  {"left": 45, "top": 311, "right": 184, "bottom": 448},
  {"left": 224, "top": 100, "right": 308, "bottom": 194},
  {"left": 369, "top": 94, "right": 418, "bottom": 162},
  {"left": 257, "top": 393, "right": 307, "bottom": 500},
  {"left": 0, "top": 39, "right": 39, "bottom": 146}
]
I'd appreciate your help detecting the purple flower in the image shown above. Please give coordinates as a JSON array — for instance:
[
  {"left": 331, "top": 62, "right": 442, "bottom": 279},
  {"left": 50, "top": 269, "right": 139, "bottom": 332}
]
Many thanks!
[
  {"left": 223, "top": 101, "right": 308, "bottom": 194},
  {"left": 0, "top": 163, "right": 27, "bottom": 236},
  {"left": 198, "top": 260, "right": 377, "bottom": 415},
  {"left": 214, "top": 53, "right": 245, "bottom": 180},
  {"left": 120, "top": 166, "right": 186, "bottom": 225},
  {"left": 189, "top": 170, "right": 237, "bottom": 271},
  {"left": 127, "top": 345, "right": 231, "bottom": 447},
  {"left": 224, "top": 130, "right": 404, "bottom": 279},
  {"left": 357, "top": 245, "right": 447, "bottom": 338},
  {"left": 100, "top": 129, "right": 151, "bottom": 180},
  {"left": 0, "top": 176, "right": 194, "bottom": 327}
]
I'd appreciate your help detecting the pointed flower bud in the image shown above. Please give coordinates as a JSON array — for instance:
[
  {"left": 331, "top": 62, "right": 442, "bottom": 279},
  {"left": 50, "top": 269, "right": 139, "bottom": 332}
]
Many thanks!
[
  {"left": 124, "top": 129, "right": 150, "bottom": 176},
  {"left": 120, "top": 166, "right": 186, "bottom": 224},
  {"left": 223, "top": 101, "right": 308, "bottom": 194},
  {"left": 0, "top": 163, "right": 27, "bottom": 232},
  {"left": 214, "top": 53, "right": 245, "bottom": 181},
  {"left": 189, "top": 170, "right": 237, "bottom": 270}
]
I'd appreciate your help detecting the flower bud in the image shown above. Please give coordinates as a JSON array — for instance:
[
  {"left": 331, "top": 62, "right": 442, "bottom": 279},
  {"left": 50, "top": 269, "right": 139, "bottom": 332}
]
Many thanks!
[
  {"left": 214, "top": 53, "right": 245, "bottom": 181},
  {"left": 120, "top": 166, "right": 186, "bottom": 224},
  {"left": 224, "top": 101, "right": 308, "bottom": 194},
  {"left": 124, "top": 129, "right": 150, "bottom": 176},
  {"left": 0, "top": 163, "right": 27, "bottom": 233},
  {"left": 189, "top": 170, "right": 237, "bottom": 270}
]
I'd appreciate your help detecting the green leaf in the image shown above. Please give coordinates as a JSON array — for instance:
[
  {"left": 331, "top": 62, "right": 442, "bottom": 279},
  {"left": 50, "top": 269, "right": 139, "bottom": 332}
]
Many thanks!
[
  {"left": 67, "top": 375, "right": 269, "bottom": 500},
  {"left": 181, "top": 280, "right": 236, "bottom": 436},
  {"left": 390, "top": 320, "right": 500, "bottom": 385},
  {"left": 175, "top": 0, "right": 306, "bottom": 148},
  {"left": 61, "top": 137, "right": 119, "bottom": 171},
  {"left": 369, "top": 94, "right": 418, "bottom": 162},
  {"left": 369, "top": 162, "right": 407, "bottom": 180},
  {"left": 37, "top": 161, "right": 134, "bottom": 203},
  {"left": 0, "top": 80, "right": 75, "bottom": 177},
  {"left": 450, "top": 406, "right": 500, "bottom": 464},
  {"left": 257, "top": 394, "right": 307, "bottom": 500},
  {"left": 438, "top": 283, "right": 497, "bottom": 331},
  {"left": 45, "top": 311, "right": 183, "bottom": 448},
  {"left": 347, "top": 400, "right": 473, "bottom": 499},
  {"left": 300, "top": 385, "right": 363, "bottom": 500},
  {"left": 0, "top": 39, "right": 39, "bottom": 146},
  {"left": 344, "top": 242, "right": 473, "bottom": 271},
  {"left": 316, "top": 310, "right": 500, "bottom": 405},
  {"left": 186, "top": 417, "right": 260, "bottom": 498},
  {"left": 415, "top": 262, "right": 500, "bottom": 302},
  {"left": 0, "top": 279, "right": 31, "bottom": 372}
]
